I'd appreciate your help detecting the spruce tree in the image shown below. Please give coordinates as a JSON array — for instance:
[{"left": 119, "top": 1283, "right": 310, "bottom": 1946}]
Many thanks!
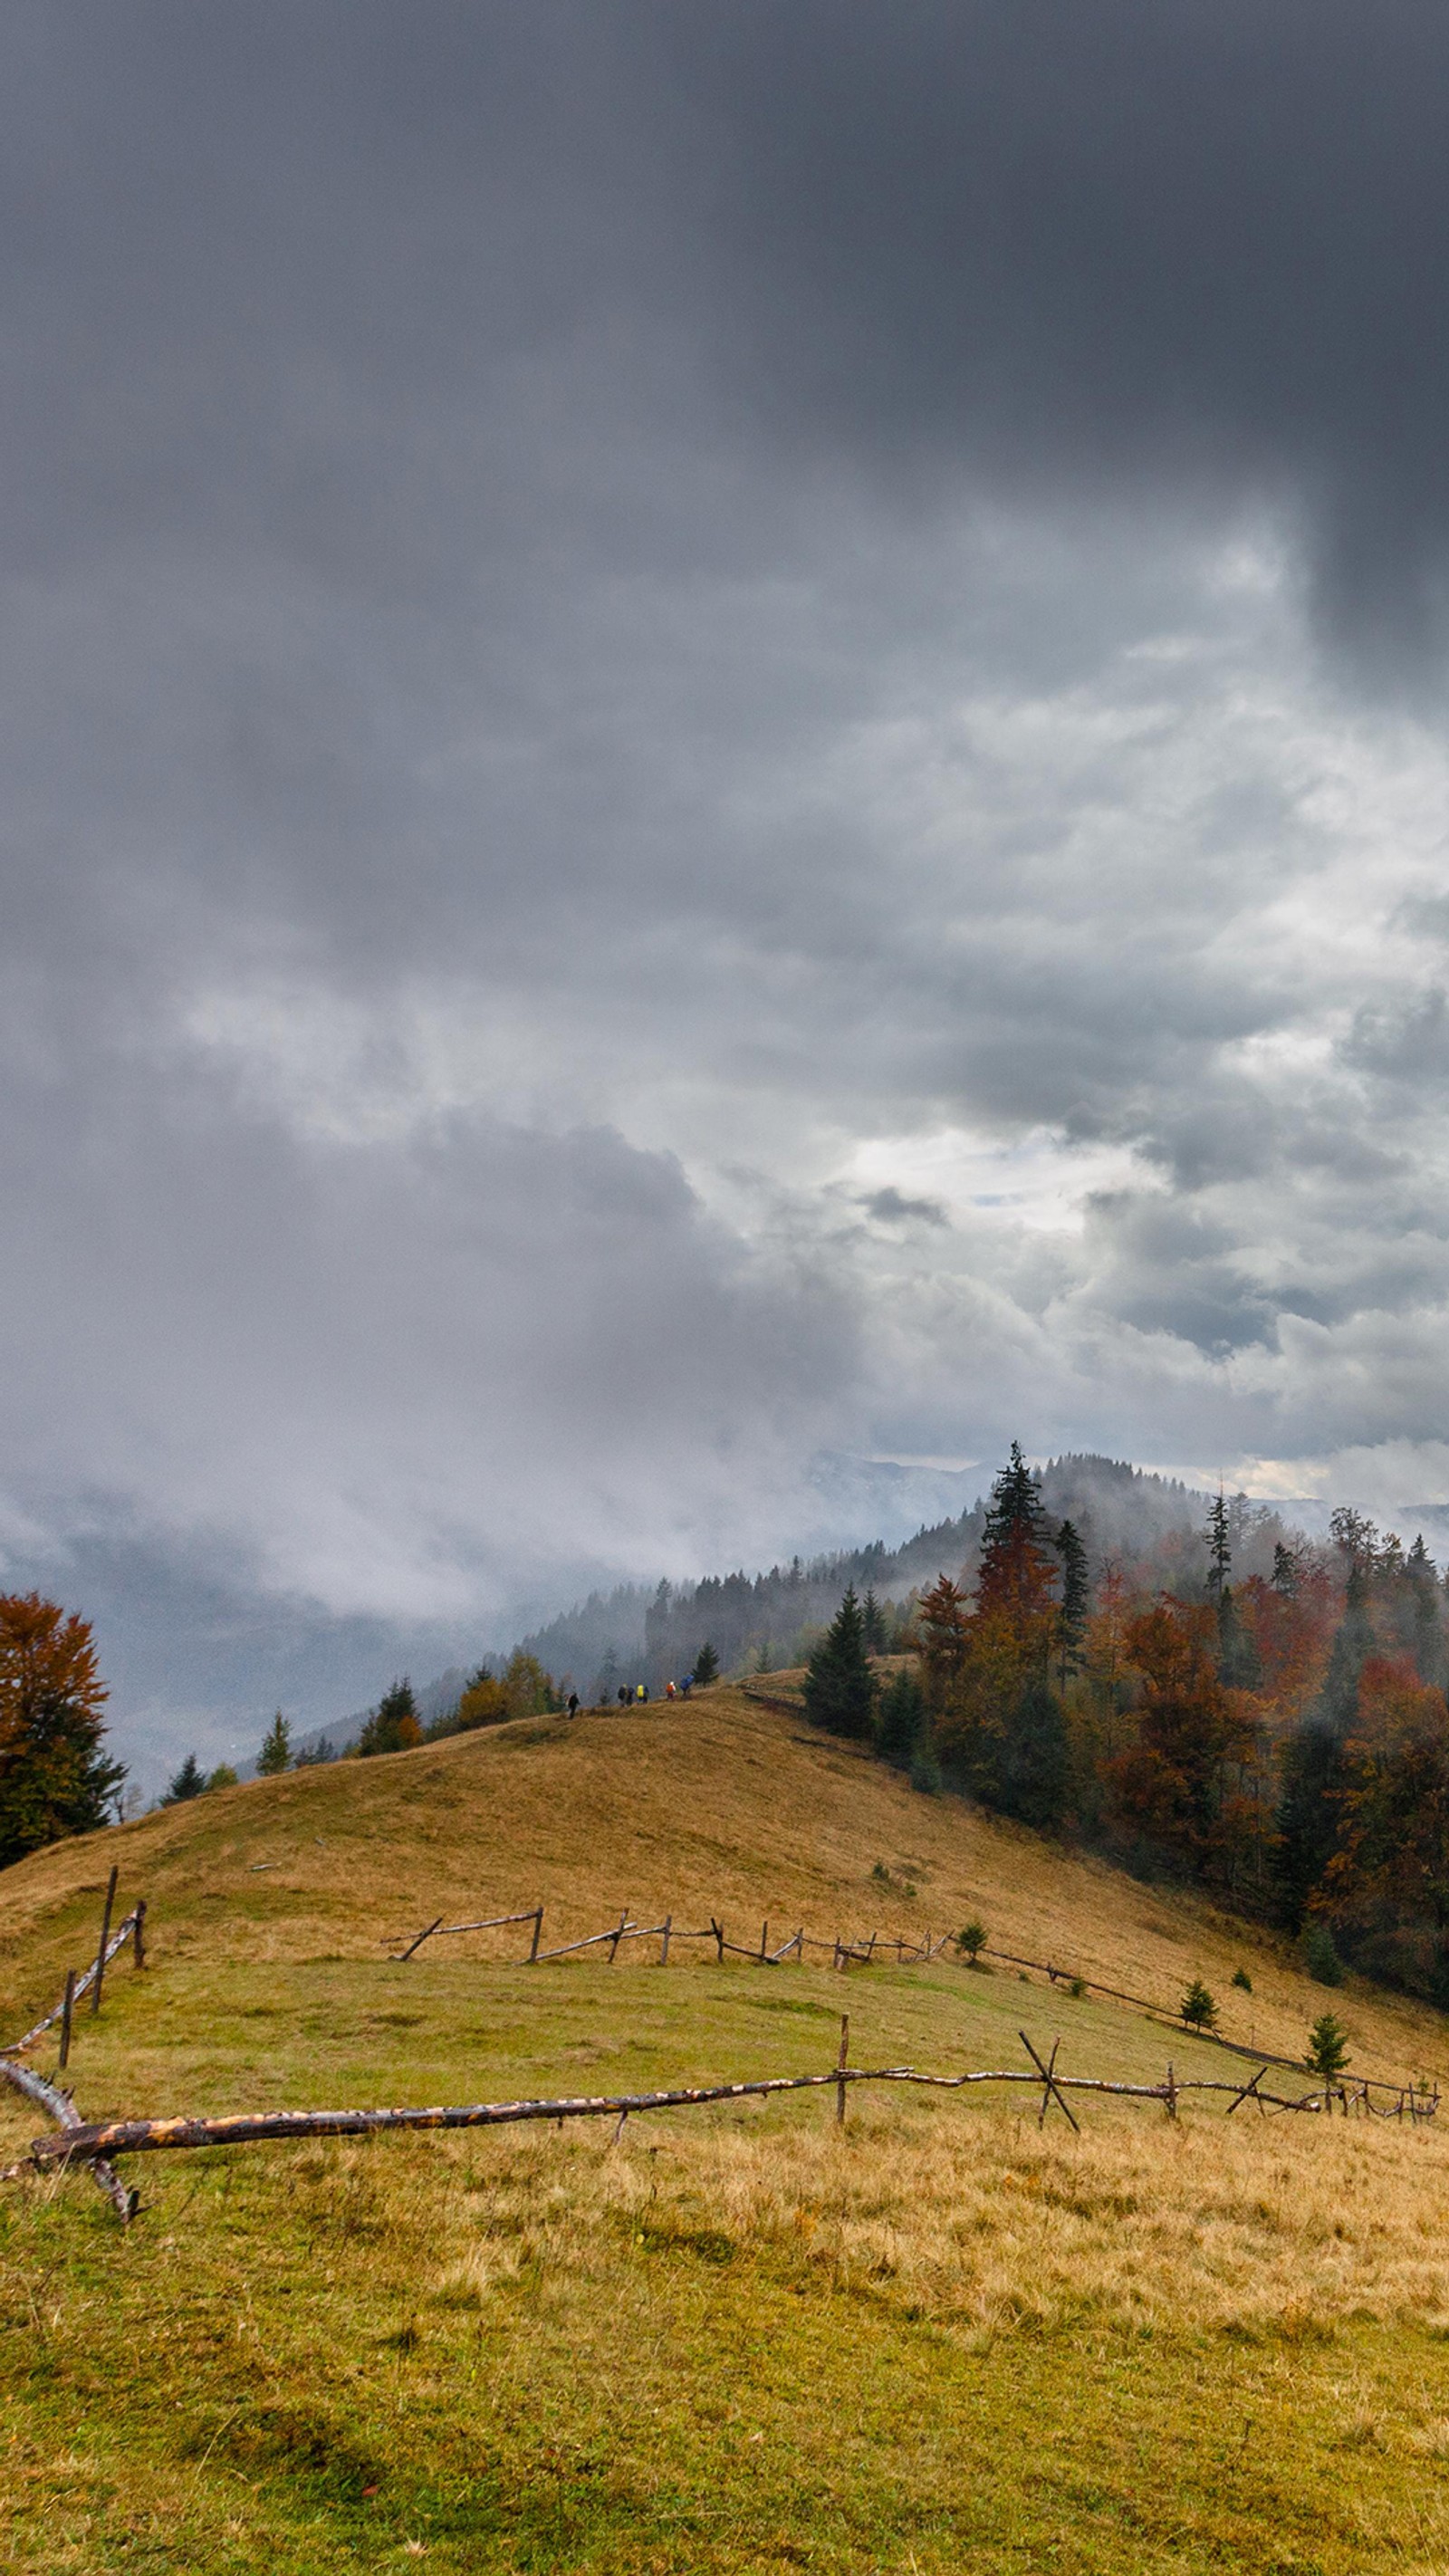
[
  {"left": 256, "top": 1710, "right": 292, "bottom": 1775},
  {"left": 802, "top": 1587, "right": 876, "bottom": 1741},
  {"left": 1054, "top": 1518, "right": 1089, "bottom": 1685},
  {"left": 357, "top": 1678, "right": 422, "bottom": 1756},
  {"left": 1205, "top": 1488, "right": 1232, "bottom": 1598},
  {"left": 1271, "top": 1540, "right": 1300, "bottom": 1597},
  {"left": 990, "top": 1676, "right": 1069, "bottom": 1830},
  {"left": 693, "top": 1641, "right": 719, "bottom": 1687},
  {"left": 861, "top": 1587, "right": 887, "bottom": 1654},
  {"left": 165, "top": 1752, "right": 206, "bottom": 1803},
  {"left": 1320, "top": 1569, "right": 1375, "bottom": 1731},
  {"left": 875, "top": 1667, "right": 926, "bottom": 1770},
  {"left": 1273, "top": 1722, "right": 1345, "bottom": 1930}
]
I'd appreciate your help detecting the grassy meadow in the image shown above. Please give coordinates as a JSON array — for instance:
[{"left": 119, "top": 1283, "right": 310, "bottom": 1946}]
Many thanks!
[{"left": 5, "top": 1686, "right": 1449, "bottom": 2570}]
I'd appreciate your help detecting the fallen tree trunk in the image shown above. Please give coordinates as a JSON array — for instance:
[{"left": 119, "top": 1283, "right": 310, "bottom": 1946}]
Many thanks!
[
  {"left": 26, "top": 2056, "right": 1344, "bottom": 2173},
  {"left": 0, "top": 2056, "right": 137, "bottom": 2220}
]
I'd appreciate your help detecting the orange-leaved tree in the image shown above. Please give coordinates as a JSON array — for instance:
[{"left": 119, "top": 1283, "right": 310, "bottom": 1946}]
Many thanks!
[
  {"left": 0, "top": 1591, "right": 124, "bottom": 1869},
  {"left": 1107, "top": 1600, "right": 1263, "bottom": 1887}
]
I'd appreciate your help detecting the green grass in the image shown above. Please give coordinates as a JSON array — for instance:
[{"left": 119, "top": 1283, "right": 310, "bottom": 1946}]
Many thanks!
[{"left": 6, "top": 1699, "right": 1449, "bottom": 2570}]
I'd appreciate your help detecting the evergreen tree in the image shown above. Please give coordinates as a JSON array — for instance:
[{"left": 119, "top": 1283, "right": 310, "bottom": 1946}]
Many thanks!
[
  {"left": 165, "top": 1752, "right": 206, "bottom": 1803},
  {"left": 875, "top": 1667, "right": 926, "bottom": 1771},
  {"left": 256, "top": 1710, "right": 292, "bottom": 1775},
  {"left": 1273, "top": 1722, "right": 1345, "bottom": 1930},
  {"left": 1054, "top": 1518, "right": 1089, "bottom": 1686},
  {"left": 861, "top": 1587, "right": 887, "bottom": 1654},
  {"left": 357, "top": 1677, "right": 422, "bottom": 1757},
  {"left": 989, "top": 1675, "right": 1070, "bottom": 1830},
  {"left": 1271, "top": 1540, "right": 1300, "bottom": 1598},
  {"left": 1180, "top": 1977, "right": 1217, "bottom": 2031},
  {"left": 802, "top": 1587, "right": 876, "bottom": 1741},
  {"left": 1320, "top": 1569, "right": 1375, "bottom": 1730},
  {"left": 1205, "top": 1489, "right": 1231, "bottom": 1599},
  {"left": 1215, "top": 1585, "right": 1261, "bottom": 1688},
  {"left": 1406, "top": 1534, "right": 1444, "bottom": 1686},
  {"left": 976, "top": 1443, "right": 1057, "bottom": 1634},
  {"left": 692, "top": 1641, "right": 720, "bottom": 1687},
  {"left": 1306, "top": 2011, "right": 1349, "bottom": 2080},
  {"left": 206, "top": 1764, "right": 238, "bottom": 1791},
  {"left": 0, "top": 1591, "right": 125, "bottom": 1866}
]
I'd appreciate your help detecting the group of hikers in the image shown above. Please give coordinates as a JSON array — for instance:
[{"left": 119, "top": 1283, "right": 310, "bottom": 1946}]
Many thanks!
[{"left": 561, "top": 1676, "right": 698, "bottom": 1718}]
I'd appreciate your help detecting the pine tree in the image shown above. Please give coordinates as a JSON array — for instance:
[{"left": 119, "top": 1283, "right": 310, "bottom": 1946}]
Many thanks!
[
  {"left": 693, "top": 1641, "right": 720, "bottom": 1687},
  {"left": 1205, "top": 1489, "right": 1231, "bottom": 1599},
  {"left": 1271, "top": 1540, "right": 1300, "bottom": 1598},
  {"left": 257, "top": 1710, "right": 292, "bottom": 1774},
  {"left": 357, "top": 1678, "right": 422, "bottom": 1757},
  {"left": 1273, "top": 1724, "right": 1345, "bottom": 1930},
  {"left": 875, "top": 1667, "right": 926, "bottom": 1771},
  {"left": 976, "top": 1443, "right": 1057, "bottom": 1634},
  {"left": 1180, "top": 1977, "right": 1217, "bottom": 2030},
  {"left": 1054, "top": 1519, "right": 1089, "bottom": 1686},
  {"left": 989, "top": 1674, "right": 1069, "bottom": 1829},
  {"left": 1306, "top": 2011, "right": 1349, "bottom": 2080},
  {"left": 1320, "top": 1569, "right": 1375, "bottom": 1731},
  {"left": 0, "top": 1592, "right": 125, "bottom": 1866},
  {"left": 802, "top": 1587, "right": 876, "bottom": 1741},
  {"left": 861, "top": 1587, "right": 887, "bottom": 1654},
  {"left": 165, "top": 1752, "right": 206, "bottom": 1803},
  {"left": 1215, "top": 1585, "right": 1261, "bottom": 1688}
]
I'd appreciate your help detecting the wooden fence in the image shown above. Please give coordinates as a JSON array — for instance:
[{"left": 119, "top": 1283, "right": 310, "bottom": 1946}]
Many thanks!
[
  {"left": 14, "top": 2018, "right": 1436, "bottom": 2226},
  {"left": 386, "top": 1898, "right": 1435, "bottom": 2112}
]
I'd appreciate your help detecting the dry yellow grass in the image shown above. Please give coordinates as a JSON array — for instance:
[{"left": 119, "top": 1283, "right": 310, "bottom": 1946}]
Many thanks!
[
  {"left": 0, "top": 1682, "right": 1443, "bottom": 2085},
  {"left": 5, "top": 1686, "right": 1449, "bottom": 2569}
]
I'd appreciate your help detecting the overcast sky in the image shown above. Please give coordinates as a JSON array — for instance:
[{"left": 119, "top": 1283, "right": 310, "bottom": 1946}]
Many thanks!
[{"left": 8, "top": 2, "right": 1449, "bottom": 1758}]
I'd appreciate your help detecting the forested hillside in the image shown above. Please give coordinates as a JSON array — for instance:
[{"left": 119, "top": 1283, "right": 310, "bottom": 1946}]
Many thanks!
[{"left": 514, "top": 1453, "right": 1255, "bottom": 1695}]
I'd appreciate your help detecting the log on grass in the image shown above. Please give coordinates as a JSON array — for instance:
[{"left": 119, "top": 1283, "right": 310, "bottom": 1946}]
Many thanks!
[{"left": 0, "top": 2053, "right": 137, "bottom": 2221}]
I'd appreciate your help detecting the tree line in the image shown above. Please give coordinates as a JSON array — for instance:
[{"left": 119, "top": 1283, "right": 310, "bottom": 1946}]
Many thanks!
[{"left": 801, "top": 1447, "right": 1449, "bottom": 2007}]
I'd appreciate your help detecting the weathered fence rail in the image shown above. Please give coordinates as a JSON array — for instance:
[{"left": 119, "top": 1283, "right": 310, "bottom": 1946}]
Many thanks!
[
  {"left": 385, "top": 1897, "right": 1433, "bottom": 2110},
  {"left": 20, "top": 2019, "right": 1433, "bottom": 2210}
]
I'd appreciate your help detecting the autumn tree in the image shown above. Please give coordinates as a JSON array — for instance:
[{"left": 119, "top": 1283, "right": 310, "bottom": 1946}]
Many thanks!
[
  {"left": 453, "top": 1665, "right": 509, "bottom": 1730},
  {"left": 0, "top": 1592, "right": 123, "bottom": 1869},
  {"left": 1319, "top": 1658, "right": 1449, "bottom": 1999},
  {"left": 1107, "top": 1600, "right": 1262, "bottom": 1885}
]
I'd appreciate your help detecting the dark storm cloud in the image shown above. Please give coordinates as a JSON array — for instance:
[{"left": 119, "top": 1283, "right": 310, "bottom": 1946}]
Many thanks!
[{"left": 7, "top": 3, "right": 1449, "bottom": 1771}]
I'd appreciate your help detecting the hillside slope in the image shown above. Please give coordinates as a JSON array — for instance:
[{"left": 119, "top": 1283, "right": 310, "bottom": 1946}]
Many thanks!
[
  {"left": 2, "top": 1682, "right": 1443, "bottom": 2085},
  {"left": 7, "top": 1687, "right": 1449, "bottom": 2572}
]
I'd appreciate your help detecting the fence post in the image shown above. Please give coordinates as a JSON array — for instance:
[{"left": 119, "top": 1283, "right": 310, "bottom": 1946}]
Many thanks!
[
  {"left": 836, "top": 2014, "right": 849, "bottom": 2126},
  {"left": 91, "top": 1867, "right": 119, "bottom": 2017},
  {"left": 608, "top": 1908, "right": 629, "bottom": 1964},
  {"left": 713, "top": 1918, "right": 724, "bottom": 1964},
  {"left": 759, "top": 1919, "right": 769, "bottom": 1964},
  {"left": 58, "top": 1968, "right": 76, "bottom": 2071},
  {"left": 529, "top": 1907, "right": 544, "bottom": 1964},
  {"left": 1165, "top": 2062, "right": 1177, "bottom": 2121},
  {"left": 659, "top": 1914, "right": 672, "bottom": 1966},
  {"left": 132, "top": 1899, "right": 147, "bottom": 1970}
]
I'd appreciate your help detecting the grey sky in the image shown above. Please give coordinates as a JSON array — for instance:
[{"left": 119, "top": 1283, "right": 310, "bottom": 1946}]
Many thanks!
[{"left": 6, "top": 4, "right": 1449, "bottom": 1769}]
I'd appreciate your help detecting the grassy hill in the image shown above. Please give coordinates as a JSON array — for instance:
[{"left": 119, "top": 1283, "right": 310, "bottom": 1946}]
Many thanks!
[{"left": 5, "top": 1685, "right": 1449, "bottom": 2571}]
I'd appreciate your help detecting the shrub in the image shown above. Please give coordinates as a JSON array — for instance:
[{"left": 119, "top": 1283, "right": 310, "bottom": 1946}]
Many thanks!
[
  {"left": 1068, "top": 1975, "right": 1088, "bottom": 1998},
  {"left": 1180, "top": 1977, "right": 1217, "bottom": 2031},
  {"left": 1231, "top": 1966, "right": 1252, "bottom": 1993},
  {"left": 954, "top": 1917, "right": 987, "bottom": 1965},
  {"left": 206, "top": 1764, "right": 238, "bottom": 1792}
]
